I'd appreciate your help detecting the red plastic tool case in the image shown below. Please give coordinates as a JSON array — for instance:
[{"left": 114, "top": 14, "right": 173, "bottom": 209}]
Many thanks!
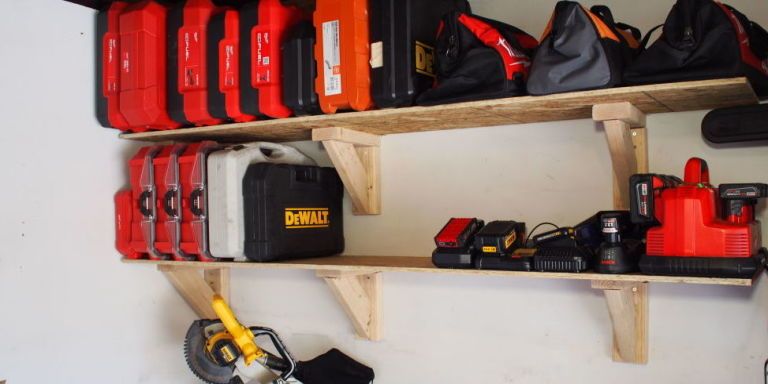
[
  {"left": 176, "top": 141, "right": 220, "bottom": 261},
  {"left": 239, "top": 0, "right": 305, "bottom": 119},
  {"left": 116, "top": 146, "right": 164, "bottom": 260},
  {"left": 96, "top": 1, "right": 130, "bottom": 130},
  {"left": 207, "top": 9, "right": 256, "bottom": 122},
  {"left": 167, "top": 0, "right": 224, "bottom": 126},
  {"left": 116, "top": 143, "right": 219, "bottom": 261},
  {"left": 119, "top": 0, "right": 182, "bottom": 130}
]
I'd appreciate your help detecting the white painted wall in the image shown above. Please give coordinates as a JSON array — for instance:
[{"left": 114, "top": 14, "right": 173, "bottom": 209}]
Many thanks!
[{"left": 1, "top": 0, "right": 767, "bottom": 383}]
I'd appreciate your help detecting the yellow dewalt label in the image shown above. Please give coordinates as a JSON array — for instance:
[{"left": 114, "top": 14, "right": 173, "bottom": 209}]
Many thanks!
[
  {"left": 504, "top": 232, "right": 517, "bottom": 249},
  {"left": 415, "top": 41, "right": 435, "bottom": 77},
  {"left": 285, "top": 208, "right": 330, "bottom": 229},
  {"left": 482, "top": 246, "right": 498, "bottom": 253}
]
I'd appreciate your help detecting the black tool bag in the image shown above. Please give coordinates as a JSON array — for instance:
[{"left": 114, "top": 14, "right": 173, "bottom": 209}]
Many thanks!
[
  {"left": 527, "top": 2, "right": 641, "bottom": 95},
  {"left": 624, "top": 0, "right": 768, "bottom": 96},
  {"left": 369, "top": 0, "right": 470, "bottom": 108},
  {"left": 242, "top": 163, "right": 344, "bottom": 262},
  {"left": 416, "top": 11, "right": 538, "bottom": 105},
  {"left": 294, "top": 349, "right": 375, "bottom": 384}
]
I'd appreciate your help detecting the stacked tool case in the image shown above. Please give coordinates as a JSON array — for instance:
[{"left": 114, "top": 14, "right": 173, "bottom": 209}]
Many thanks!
[{"left": 116, "top": 142, "right": 344, "bottom": 262}]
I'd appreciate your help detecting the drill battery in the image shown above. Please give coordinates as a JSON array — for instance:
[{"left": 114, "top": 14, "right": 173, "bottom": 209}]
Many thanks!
[
  {"left": 474, "top": 221, "right": 525, "bottom": 254},
  {"left": 475, "top": 248, "right": 535, "bottom": 271},
  {"left": 432, "top": 246, "right": 477, "bottom": 269},
  {"left": 434, "top": 218, "right": 483, "bottom": 248}
]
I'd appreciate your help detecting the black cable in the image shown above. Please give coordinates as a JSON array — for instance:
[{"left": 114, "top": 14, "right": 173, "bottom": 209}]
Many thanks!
[
  {"left": 764, "top": 358, "right": 767, "bottom": 384},
  {"left": 524, "top": 222, "right": 560, "bottom": 247}
]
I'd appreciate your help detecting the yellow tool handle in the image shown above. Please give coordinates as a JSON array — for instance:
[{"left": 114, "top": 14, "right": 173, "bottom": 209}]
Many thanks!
[{"left": 212, "top": 294, "right": 265, "bottom": 365}]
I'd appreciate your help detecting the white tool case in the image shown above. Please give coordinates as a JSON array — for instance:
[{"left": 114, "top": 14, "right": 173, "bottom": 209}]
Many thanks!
[{"left": 207, "top": 142, "right": 316, "bottom": 260}]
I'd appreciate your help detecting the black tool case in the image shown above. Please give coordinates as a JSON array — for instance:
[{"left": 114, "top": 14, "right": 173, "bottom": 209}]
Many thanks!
[
  {"left": 369, "top": 0, "right": 470, "bottom": 108},
  {"left": 281, "top": 21, "right": 321, "bottom": 115},
  {"left": 242, "top": 163, "right": 344, "bottom": 262}
]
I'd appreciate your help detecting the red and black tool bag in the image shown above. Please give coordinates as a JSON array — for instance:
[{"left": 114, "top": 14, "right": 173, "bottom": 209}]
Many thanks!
[
  {"left": 416, "top": 12, "right": 538, "bottom": 106},
  {"left": 526, "top": 2, "right": 642, "bottom": 95},
  {"left": 624, "top": 0, "right": 768, "bottom": 97}
]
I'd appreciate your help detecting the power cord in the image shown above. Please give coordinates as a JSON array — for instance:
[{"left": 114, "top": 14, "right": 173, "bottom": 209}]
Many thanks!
[{"left": 524, "top": 222, "right": 560, "bottom": 247}]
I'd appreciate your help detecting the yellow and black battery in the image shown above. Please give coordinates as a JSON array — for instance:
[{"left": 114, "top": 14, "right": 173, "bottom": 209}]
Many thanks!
[{"left": 473, "top": 221, "right": 525, "bottom": 254}]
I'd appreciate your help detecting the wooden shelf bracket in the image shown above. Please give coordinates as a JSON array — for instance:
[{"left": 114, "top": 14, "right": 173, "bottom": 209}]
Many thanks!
[
  {"left": 313, "top": 127, "right": 381, "bottom": 215},
  {"left": 160, "top": 265, "right": 230, "bottom": 319},
  {"left": 592, "top": 280, "right": 649, "bottom": 364},
  {"left": 593, "top": 102, "right": 649, "bottom": 210},
  {"left": 316, "top": 270, "right": 383, "bottom": 341}
]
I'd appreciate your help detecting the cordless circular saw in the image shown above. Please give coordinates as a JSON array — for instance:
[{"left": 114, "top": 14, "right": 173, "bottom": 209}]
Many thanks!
[{"left": 184, "top": 295, "right": 375, "bottom": 384}]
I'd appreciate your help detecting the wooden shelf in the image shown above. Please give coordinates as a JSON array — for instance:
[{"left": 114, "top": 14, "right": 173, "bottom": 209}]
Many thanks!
[
  {"left": 123, "top": 256, "right": 757, "bottom": 287},
  {"left": 119, "top": 78, "right": 758, "bottom": 143},
  {"left": 118, "top": 79, "right": 762, "bottom": 365},
  {"left": 126, "top": 256, "right": 760, "bottom": 364}
]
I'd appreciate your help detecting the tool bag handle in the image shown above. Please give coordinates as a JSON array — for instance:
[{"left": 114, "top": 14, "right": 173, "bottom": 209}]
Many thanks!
[{"left": 590, "top": 5, "right": 642, "bottom": 44}]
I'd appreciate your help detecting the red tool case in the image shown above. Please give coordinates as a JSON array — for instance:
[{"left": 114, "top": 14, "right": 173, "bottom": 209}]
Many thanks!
[
  {"left": 119, "top": 0, "right": 182, "bottom": 131},
  {"left": 96, "top": 1, "right": 130, "bottom": 130},
  {"left": 116, "top": 146, "right": 164, "bottom": 260},
  {"left": 151, "top": 146, "right": 175, "bottom": 260},
  {"left": 176, "top": 141, "right": 220, "bottom": 261},
  {"left": 117, "top": 143, "right": 219, "bottom": 261},
  {"left": 167, "top": 0, "right": 224, "bottom": 126},
  {"left": 207, "top": 8, "right": 257, "bottom": 122},
  {"left": 239, "top": 0, "right": 305, "bottom": 119}
]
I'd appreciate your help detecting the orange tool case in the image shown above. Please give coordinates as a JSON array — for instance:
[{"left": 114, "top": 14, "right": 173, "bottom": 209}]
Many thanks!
[{"left": 314, "top": 0, "right": 374, "bottom": 113}]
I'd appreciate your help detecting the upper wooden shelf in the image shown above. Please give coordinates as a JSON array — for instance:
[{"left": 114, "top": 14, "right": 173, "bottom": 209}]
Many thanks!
[
  {"left": 119, "top": 78, "right": 758, "bottom": 143},
  {"left": 123, "top": 255, "right": 758, "bottom": 287}
]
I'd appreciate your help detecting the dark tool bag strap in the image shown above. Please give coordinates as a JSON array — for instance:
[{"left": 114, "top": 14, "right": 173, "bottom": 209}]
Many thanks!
[
  {"left": 640, "top": 24, "right": 664, "bottom": 50},
  {"left": 590, "top": 5, "right": 641, "bottom": 47}
]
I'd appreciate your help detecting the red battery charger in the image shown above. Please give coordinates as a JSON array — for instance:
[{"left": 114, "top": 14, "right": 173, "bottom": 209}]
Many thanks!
[
  {"left": 96, "top": 1, "right": 130, "bottom": 130},
  {"left": 239, "top": 0, "right": 305, "bottom": 119},
  {"left": 119, "top": 0, "right": 183, "bottom": 131},
  {"left": 207, "top": 9, "right": 257, "bottom": 123},
  {"left": 633, "top": 158, "right": 767, "bottom": 277},
  {"left": 167, "top": 0, "right": 224, "bottom": 126}
]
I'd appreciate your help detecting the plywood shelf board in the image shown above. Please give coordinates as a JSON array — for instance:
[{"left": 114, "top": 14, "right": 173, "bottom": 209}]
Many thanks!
[
  {"left": 123, "top": 256, "right": 756, "bottom": 287},
  {"left": 119, "top": 78, "right": 757, "bottom": 143}
]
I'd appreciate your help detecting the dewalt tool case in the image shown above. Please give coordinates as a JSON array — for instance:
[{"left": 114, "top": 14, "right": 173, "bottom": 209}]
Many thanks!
[
  {"left": 242, "top": 163, "right": 344, "bottom": 262},
  {"left": 369, "top": 0, "right": 470, "bottom": 108},
  {"left": 207, "top": 142, "right": 316, "bottom": 260}
]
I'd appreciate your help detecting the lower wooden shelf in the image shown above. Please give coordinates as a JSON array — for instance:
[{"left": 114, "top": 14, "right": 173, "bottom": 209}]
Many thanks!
[
  {"left": 124, "top": 255, "right": 760, "bottom": 365},
  {"left": 123, "top": 255, "right": 756, "bottom": 286}
]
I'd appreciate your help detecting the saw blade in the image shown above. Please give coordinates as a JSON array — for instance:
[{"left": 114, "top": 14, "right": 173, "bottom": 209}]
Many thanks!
[{"left": 185, "top": 320, "right": 240, "bottom": 384}]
